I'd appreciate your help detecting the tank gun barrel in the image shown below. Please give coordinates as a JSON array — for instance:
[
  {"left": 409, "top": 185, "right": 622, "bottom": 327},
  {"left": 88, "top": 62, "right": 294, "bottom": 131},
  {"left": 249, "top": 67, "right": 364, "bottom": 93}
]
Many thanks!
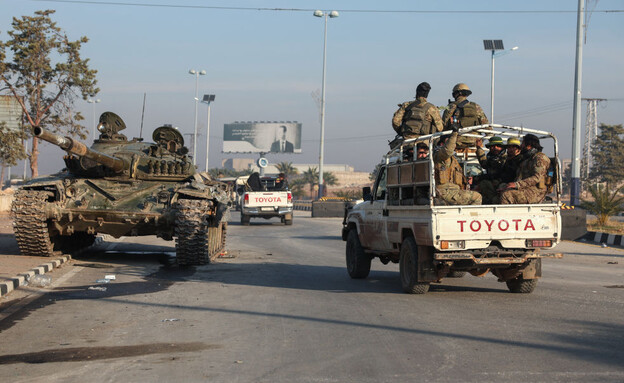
[{"left": 33, "top": 126, "right": 126, "bottom": 173}]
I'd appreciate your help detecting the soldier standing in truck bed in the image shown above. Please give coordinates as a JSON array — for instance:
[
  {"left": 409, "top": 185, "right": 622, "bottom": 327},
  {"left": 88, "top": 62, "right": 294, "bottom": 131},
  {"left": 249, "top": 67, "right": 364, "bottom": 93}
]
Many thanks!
[
  {"left": 498, "top": 134, "right": 550, "bottom": 204},
  {"left": 433, "top": 129, "right": 482, "bottom": 205},
  {"left": 442, "top": 83, "right": 489, "bottom": 147},
  {"left": 392, "top": 82, "right": 444, "bottom": 140}
]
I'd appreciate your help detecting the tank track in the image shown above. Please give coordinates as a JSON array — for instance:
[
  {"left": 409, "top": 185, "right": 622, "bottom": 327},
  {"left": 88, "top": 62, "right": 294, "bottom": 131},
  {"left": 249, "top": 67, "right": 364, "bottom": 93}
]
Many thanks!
[
  {"left": 174, "top": 199, "right": 227, "bottom": 266},
  {"left": 11, "top": 189, "right": 56, "bottom": 257}
]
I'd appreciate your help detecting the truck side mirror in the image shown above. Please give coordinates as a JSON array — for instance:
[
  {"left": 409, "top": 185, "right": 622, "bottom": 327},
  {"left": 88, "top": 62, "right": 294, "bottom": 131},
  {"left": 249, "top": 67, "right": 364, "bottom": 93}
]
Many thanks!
[{"left": 362, "top": 186, "right": 372, "bottom": 201}]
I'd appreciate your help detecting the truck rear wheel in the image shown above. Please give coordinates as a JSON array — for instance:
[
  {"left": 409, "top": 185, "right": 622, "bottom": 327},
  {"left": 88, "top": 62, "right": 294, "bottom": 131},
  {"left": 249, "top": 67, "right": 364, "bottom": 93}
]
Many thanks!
[
  {"left": 241, "top": 213, "right": 250, "bottom": 226},
  {"left": 284, "top": 215, "right": 293, "bottom": 226},
  {"left": 506, "top": 277, "right": 538, "bottom": 294},
  {"left": 346, "top": 229, "right": 371, "bottom": 279},
  {"left": 399, "top": 237, "right": 430, "bottom": 294}
]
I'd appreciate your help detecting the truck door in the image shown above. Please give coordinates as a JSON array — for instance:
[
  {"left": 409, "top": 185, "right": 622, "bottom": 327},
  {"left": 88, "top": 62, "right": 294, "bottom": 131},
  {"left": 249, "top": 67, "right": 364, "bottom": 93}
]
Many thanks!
[{"left": 360, "top": 166, "right": 390, "bottom": 250}]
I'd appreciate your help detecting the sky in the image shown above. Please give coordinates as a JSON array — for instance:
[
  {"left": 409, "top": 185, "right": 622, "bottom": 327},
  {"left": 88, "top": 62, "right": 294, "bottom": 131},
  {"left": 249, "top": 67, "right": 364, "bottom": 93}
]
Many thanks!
[{"left": 1, "top": 0, "right": 623, "bottom": 176}]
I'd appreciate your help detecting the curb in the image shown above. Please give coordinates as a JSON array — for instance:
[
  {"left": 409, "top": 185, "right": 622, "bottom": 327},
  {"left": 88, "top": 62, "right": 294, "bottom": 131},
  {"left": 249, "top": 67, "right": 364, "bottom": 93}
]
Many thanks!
[
  {"left": 583, "top": 231, "right": 624, "bottom": 247},
  {"left": 0, "top": 254, "right": 72, "bottom": 298}
]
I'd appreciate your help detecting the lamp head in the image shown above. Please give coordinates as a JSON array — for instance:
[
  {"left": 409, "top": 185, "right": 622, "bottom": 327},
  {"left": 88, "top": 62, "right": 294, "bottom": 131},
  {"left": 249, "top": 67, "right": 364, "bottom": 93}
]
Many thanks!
[{"left": 313, "top": 10, "right": 323, "bottom": 17}]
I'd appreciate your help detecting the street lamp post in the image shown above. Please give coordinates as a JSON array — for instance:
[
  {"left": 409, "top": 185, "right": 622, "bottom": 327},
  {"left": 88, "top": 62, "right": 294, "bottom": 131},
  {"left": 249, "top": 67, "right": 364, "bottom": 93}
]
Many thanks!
[
  {"left": 188, "top": 69, "right": 206, "bottom": 166},
  {"left": 201, "top": 94, "right": 215, "bottom": 173},
  {"left": 313, "top": 9, "right": 339, "bottom": 199},
  {"left": 483, "top": 40, "right": 518, "bottom": 122},
  {"left": 87, "top": 97, "right": 101, "bottom": 141}
]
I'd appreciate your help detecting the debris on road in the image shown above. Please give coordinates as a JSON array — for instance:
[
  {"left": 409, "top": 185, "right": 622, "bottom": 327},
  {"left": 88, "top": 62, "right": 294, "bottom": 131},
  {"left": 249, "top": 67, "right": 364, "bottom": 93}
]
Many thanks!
[{"left": 27, "top": 274, "right": 51, "bottom": 288}]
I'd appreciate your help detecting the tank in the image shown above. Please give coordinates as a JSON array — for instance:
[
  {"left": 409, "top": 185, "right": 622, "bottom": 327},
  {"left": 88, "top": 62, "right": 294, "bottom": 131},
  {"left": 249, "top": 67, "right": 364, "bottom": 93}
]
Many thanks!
[{"left": 11, "top": 112, "right": 231, "bottom": 266}]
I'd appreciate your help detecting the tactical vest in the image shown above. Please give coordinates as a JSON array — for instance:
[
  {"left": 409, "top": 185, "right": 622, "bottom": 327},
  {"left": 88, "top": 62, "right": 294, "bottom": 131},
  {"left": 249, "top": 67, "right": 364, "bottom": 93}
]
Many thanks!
[
  {"left": 451, "top": 100, "right": 479, "bottom": 128},
  {"left": 435, "top": 155, "right": 466, "bottom": 189},
  {"left": 402, "top": 100, "right": 433, "bottom": 136}
]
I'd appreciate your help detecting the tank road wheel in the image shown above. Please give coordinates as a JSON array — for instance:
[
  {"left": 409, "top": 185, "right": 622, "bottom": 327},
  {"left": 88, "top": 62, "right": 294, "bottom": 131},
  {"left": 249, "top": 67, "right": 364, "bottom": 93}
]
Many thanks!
[
  {"left": 506, "top": 277, "right": 538, "bottom": 294},
  {"left": 175, "top": 199, "right": 211, "bottom": 266},
  {"left": 346, "top": 229, "right": 371, "bottom": 279},
  {"left": 241, "top": 213, "right": 250, "bottom": 226},
  {"left": 11, "top": 190, "right": 55, "bottom": 257},
  {"left": 399, "top": 237, "right": 430, "bottom": 294}
]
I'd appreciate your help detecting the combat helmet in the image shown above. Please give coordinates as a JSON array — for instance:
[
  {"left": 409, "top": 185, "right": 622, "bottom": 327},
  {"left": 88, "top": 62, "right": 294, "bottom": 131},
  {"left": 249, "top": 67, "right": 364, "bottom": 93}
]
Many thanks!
[
  {"left": 452, "top": 83, "right": 472, "bottom": 97},
  {"left": 486, "top": 136, "right": 504, "bottom": 147},
  {"left": 506, "top": 137, "right": 521, "bottom": 147}
]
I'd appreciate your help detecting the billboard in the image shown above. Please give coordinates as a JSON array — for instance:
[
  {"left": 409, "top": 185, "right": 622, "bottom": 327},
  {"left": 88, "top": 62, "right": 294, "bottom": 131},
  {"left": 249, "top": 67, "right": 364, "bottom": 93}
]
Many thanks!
[{"left": 223, "top": 121, "right": 302, "bottom": 154}]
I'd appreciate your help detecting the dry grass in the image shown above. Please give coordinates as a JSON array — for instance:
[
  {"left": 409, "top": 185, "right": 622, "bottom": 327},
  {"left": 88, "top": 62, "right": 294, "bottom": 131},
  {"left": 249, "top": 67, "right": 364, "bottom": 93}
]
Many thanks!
[{"left": 587, "top": 218, "right": 624, "bottom": 235}]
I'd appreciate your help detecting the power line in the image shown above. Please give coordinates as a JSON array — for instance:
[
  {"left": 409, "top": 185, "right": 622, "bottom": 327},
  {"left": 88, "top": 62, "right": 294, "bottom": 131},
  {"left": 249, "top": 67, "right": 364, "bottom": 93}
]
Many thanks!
[{"left": 32, "top": 1, "right": 624, "bottom": 14}]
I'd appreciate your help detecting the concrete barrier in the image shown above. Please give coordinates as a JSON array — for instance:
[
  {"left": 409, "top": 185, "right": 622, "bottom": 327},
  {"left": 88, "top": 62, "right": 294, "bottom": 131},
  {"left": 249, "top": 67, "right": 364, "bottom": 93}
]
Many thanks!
[{"left": 561, "top": 208, "right": 587, "bottom": 240}]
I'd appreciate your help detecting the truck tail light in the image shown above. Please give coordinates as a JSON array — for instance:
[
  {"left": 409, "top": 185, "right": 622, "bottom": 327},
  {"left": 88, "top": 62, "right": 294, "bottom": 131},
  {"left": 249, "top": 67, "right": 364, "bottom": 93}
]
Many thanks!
[
  {"left": 287, "top": 192, "right": 292, "bottom": 203},
  {"left": 526, "top": 239, "right": 552, "bottom": 248},
  {"left": 440, "top": 240, "right": 465, "bottom": 250},
  {"left": 244, "top": 194, "right": 249, "bottom": 204}
]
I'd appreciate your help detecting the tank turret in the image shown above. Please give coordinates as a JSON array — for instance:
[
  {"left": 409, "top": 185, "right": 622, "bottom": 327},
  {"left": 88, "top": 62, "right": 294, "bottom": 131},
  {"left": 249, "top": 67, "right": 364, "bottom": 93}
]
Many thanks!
[{"left": 33, "top": 126, "right": 127, "bottom": 173}]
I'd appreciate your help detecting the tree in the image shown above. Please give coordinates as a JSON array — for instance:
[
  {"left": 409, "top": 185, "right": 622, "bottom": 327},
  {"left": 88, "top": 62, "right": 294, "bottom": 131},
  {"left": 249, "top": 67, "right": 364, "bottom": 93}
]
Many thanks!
[
  {"left": 323, "top": 171, "right": 337, "bottom": 187},
  {"left": 0, "top": 122, "right": 27, "bottom": 187},
  {"left": 581, "top": 184, "right": 624, "bottom": 226},
  {"left": 590, "top": 124, "right": 624, "bottom": 188},
  {"left": 0, "top": 10, "right": 98, "bottom": 178},
  {"left": 275, "top": 161, "right": 298, "bottom": 178},
  {"left": 302, "top": 167, "right": 318, "bottom": 198},
  {"left": 288, "top": 178, "right": 306, "bottom": 199}
]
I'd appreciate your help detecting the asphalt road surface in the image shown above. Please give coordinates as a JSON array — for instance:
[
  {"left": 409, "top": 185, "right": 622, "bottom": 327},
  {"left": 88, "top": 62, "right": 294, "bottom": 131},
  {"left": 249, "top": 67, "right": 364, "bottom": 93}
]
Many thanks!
[{"left": 1, "top": 211, "right": 623, "bottom": 382}]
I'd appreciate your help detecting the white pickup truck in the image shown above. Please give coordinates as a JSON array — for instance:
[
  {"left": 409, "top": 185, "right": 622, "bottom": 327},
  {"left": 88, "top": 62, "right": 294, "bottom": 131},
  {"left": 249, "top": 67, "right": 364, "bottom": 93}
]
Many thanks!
[
  {"left": 240, "top": 176, "right": 293, "bottom": 226},
  {"left": 342, "top": 125, "right": 562, "bottom": 294}
]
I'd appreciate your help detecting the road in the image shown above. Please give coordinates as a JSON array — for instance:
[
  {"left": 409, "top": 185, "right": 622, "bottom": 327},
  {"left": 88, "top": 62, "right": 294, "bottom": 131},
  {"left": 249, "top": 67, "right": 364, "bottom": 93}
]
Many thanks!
[{"left": 1, "top": 211, "right": 623, "bottom": 382}]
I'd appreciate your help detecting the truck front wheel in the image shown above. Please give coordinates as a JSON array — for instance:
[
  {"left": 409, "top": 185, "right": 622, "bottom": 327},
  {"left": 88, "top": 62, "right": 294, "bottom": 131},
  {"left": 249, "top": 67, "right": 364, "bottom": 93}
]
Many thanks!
[
  {"left": 506, "top": 277, "right": 538, "bottom": 293},
  {"left": 399, "top": 237, "right": 430, "bottom": 294},
  {"left": 346, "top": 229, "right": 371, "bottom": 279}
]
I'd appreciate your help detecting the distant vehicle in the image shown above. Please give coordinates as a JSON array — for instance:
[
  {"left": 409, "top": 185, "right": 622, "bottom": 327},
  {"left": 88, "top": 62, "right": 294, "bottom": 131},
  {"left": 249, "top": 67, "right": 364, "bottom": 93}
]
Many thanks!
[
  {"left": 342, "top": 124, "right": 562, "bottom": 294},
  {"left": 240, "top": 174, "right": 293, "bottom": 225},
  {"left": 11, "top": 113, "right": 230, "bottom": 265}
]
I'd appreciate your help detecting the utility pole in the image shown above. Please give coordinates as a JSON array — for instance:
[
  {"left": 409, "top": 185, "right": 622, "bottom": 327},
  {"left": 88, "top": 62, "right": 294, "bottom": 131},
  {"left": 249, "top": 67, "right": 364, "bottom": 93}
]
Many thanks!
[
  {"left": 581, "top": 98, "right": 607, "bottom": 179},
  {"left": 570, "top": 0, "right": 585, "bottom": 206}
]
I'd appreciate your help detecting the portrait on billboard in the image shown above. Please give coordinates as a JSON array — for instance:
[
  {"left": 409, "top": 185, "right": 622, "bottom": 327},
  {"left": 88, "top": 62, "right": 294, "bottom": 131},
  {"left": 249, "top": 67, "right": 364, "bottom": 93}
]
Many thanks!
[
  {"left": 223, "top": 122, "right": 302, "bottom": 153},
  {"left": 270, "top": 125, "right": 294, "bottom": 153}
]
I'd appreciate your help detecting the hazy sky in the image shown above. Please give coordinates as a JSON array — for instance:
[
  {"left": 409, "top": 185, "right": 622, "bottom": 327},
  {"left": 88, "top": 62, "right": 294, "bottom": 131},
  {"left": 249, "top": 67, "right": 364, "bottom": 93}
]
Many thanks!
[{"left": 2, "top": 0, "right": 623, "bottom": 175}]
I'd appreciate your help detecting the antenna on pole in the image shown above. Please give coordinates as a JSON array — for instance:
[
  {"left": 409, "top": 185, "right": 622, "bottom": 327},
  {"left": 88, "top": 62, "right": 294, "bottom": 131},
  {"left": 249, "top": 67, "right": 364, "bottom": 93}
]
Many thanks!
[
  {"left": 581, "top": 97, "right": 607, "bottom": 179},
  {"left": 139, "top": 92, "right": 146, "bottom": 139}
]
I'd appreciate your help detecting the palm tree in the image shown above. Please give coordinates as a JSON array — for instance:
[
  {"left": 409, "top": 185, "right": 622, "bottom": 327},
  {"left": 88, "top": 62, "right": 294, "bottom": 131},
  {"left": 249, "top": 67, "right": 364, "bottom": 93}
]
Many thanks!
[
  {"left": 581, "top": 184, "right": 624, "bottom": 226},
  {"left": 275, "top": 162, "right": 298, "bottom": 177},
  {"left": 323, "top": 172, "right": 337, "bottom": 187},
  {"left": 302, "top": 167, "right": 318, "bottom": 198}
]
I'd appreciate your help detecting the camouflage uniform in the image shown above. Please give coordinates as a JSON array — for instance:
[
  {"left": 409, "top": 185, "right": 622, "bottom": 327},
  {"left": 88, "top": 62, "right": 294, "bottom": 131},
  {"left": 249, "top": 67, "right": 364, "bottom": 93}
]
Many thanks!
[
  {"left": 392, "top": 97, "right": 444, "bottom": 139},
  {"left": 499, "top": 152, "right": 523, "bottom": 183},
  {"left": 433, "top": 131, "right": 482, "bottom": 205},
  {"left": 500, "top": 149, "right": 550, "bottom": 204},
  {"left": 475, "top": 146, "right": 507, "bottom": 204},
  {"left": 442, "top": 96, "right": 489, "bottom": 147}
]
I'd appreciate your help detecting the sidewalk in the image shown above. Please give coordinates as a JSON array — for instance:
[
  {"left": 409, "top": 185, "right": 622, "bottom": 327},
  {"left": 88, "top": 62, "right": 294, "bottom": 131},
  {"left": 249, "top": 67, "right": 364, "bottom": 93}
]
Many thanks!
[{"left": 0, "top": 213, "right": 71, "bottom": 297}]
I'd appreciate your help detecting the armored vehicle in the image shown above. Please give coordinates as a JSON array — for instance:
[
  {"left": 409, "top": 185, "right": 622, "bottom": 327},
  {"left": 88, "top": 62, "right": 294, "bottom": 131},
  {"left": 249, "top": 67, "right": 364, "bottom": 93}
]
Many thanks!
[{"left": 11, "top": 112, "right": 230, "bottom": 265}]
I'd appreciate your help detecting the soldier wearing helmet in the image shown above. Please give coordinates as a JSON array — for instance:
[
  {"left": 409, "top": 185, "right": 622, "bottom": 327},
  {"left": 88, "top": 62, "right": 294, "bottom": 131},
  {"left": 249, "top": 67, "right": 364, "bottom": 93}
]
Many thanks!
[
  {"left": 498, "top": 134, "right": 551, "bottom": 204},
  {"left": 442, "top": 83, "right": 489, "bottom": 147},
  {"left": 473, "top": 136, "right": 507, "bottom": 204},
  {"left": 392, "top": 82, "right": 444, "bottom": 140},
  {"left": 500, "top": 137, "right": 523, "bottom": 183}
]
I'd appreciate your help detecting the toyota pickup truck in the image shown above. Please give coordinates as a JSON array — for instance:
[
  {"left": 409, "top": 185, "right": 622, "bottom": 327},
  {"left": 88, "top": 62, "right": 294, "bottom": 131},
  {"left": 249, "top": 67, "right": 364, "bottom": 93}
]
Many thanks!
[
  {"left": 342, "top": 124, "right": 562, "bottom": 294},
  {"left": 240, "top": 176, "right": 293, "bottom": 225}
]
